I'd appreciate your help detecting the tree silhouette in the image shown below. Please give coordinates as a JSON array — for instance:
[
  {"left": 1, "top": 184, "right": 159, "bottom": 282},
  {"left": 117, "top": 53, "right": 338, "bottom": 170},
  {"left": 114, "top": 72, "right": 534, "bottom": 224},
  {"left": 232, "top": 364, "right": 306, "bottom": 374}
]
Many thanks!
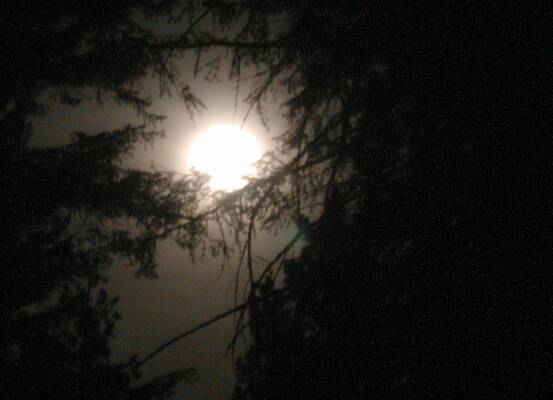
[
  {"left": 0, "top": 2, "right": 216, "bottom": 398},
  {"left": 233, "top": 192, "right": 550, "bottom": 399},
  {"left": 3, "top": 1, "right": 548, "bottom": 398},
  {"left": 153, "top": 2, "right": 549, "bottom": 399}
]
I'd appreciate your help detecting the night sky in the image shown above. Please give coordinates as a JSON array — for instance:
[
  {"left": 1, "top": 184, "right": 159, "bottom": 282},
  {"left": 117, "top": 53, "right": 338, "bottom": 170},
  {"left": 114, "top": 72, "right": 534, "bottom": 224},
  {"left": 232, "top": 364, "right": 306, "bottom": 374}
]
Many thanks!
[
  {"left": 30, "top": 56, "right": 293, "bottom": 399},
  {"left": 4, "top": 3, "right": 549, "bottom": 399}
]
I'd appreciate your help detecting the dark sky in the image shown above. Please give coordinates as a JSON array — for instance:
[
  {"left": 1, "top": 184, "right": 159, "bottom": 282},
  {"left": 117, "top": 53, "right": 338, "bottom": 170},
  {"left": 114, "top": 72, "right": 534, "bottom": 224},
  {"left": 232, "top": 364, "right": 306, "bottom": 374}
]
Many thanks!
[{"left": 30, "top": 55, "right": 296, "bottom": 399}]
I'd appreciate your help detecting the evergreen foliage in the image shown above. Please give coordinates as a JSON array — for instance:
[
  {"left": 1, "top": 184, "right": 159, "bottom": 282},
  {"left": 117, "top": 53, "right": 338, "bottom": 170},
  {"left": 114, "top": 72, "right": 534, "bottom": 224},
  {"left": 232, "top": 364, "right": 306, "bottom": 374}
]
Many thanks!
[
  {"left": 1, "top": 1, "right": 208, "bottom": 398},
  {"left": 190, "top": 2, "right": 550, "bottom": 399}
]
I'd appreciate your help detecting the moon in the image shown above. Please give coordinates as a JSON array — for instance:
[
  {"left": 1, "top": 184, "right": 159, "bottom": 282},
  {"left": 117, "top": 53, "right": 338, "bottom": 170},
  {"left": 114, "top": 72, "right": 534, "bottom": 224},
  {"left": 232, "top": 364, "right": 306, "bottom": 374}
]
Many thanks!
[{"left": 188, "top": 125, "right": 262, "bottom": 191}]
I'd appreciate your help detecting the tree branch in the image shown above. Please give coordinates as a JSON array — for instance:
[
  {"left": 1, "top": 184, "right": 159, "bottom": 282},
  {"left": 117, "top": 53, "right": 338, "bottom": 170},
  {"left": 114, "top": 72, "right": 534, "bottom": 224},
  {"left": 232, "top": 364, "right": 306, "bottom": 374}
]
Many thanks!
[
  {"left": 138, "top": 287, "right": 288, "bottom": 368},
  {"left": 137, "top": 301, "right": 248, "bottom": 368}
]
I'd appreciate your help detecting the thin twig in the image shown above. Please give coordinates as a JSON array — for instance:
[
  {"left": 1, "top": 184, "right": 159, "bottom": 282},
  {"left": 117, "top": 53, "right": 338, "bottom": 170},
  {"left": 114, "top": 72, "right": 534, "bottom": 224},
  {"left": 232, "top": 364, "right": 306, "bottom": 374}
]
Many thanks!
[
  {"left": 138, "top": 287, "right": 288, "bottom": 367},
  {"left": 137, "top": 302, "right": 248, "bottom": 368}
]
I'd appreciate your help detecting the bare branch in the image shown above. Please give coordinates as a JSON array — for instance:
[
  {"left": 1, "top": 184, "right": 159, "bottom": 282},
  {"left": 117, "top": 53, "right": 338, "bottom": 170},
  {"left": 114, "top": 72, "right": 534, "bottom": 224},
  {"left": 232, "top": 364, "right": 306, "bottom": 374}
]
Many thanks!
[
  {"left": 138, "top": 287, "right": 288, "bottom": 368},
  {"left": 137, "top": 302, "right": 248, "bottom": 368}
]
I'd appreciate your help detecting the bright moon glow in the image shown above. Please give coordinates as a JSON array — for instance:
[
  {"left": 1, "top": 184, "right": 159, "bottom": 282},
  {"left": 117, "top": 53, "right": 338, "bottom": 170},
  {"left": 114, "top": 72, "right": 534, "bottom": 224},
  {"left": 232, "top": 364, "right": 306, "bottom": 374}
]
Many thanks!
[{"left": 188, "top": 125, "right": 262, "bottom": 191}]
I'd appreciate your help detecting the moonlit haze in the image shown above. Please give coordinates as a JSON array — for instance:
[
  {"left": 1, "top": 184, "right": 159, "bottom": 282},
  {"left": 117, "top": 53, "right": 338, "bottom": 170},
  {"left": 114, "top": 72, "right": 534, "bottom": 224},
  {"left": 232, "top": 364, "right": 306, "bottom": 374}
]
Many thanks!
[{"left": 188, "top": 125, "right": 262, "bottom": 191}]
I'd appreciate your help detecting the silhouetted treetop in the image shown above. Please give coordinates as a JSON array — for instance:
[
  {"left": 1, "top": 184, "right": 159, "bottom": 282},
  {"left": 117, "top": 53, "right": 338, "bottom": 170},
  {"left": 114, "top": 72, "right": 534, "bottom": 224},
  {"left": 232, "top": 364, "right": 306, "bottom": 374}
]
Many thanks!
[
  {"left": 1, "top": 2, "right": 220, "bottom": 399},
  {"left": 160, "top": 2, "right": 550, "bottom": 399},
  {"left": 140, "top": 0, "right": 549, "bottom": 362}
]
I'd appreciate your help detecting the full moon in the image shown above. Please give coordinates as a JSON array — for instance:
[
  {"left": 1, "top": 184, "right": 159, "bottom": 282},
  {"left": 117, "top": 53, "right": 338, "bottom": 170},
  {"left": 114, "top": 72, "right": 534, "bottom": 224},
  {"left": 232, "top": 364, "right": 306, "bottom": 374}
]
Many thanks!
[{"left": 188, "top": 125, "right": 262, "bottom": 191}]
